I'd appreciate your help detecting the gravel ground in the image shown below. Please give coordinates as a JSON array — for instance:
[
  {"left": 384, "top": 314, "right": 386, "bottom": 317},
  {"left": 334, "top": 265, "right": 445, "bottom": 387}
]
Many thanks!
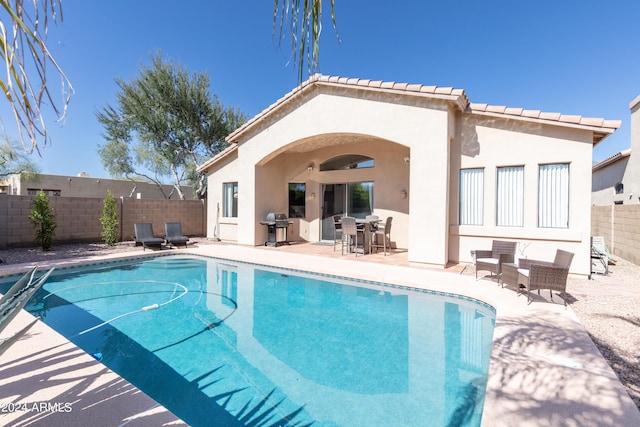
[
  {"left": 1, "top": 241, "right": 638, "bottom": 411},
  {"left": 566, "top": 258, "right": 640, "bottom": 410}
]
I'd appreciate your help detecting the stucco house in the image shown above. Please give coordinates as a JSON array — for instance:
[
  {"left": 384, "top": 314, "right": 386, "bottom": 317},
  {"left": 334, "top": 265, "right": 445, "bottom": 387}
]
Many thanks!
[
  {"left": 198, "top": 75, "right": 620, "bottom": 276},
  {"left": 0, "top": 173, "right": 194, "bottom": 200},
  {"left": 592, "top": 94, "right": 640, "bottom": 205}
]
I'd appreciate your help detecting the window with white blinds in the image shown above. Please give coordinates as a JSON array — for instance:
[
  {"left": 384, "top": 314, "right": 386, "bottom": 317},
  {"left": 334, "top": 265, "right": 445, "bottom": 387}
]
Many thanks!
[
  {"left": 459, "top": 168, "right": 484, "bottom": 225},
  {"left": 496, "top": 166, "right": 524, "bottom": 227},
  {"left": 538, "top": 163, "right": 569, "bottom": 228}
]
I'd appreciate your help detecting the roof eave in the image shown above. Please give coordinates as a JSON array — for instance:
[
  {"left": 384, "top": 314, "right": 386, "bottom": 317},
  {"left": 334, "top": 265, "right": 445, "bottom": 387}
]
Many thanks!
[
  {"left": 226, "top": 74, "right": 470, "bottom": 144},
  {"left": 196, "top": 144, "right": 238, "bottom": 173},
  {"left": 468, "top": 109, "right": 620, "bottom": 144},
  {"left": 592, "top": 148, "right": 632, "bottom": 172}
]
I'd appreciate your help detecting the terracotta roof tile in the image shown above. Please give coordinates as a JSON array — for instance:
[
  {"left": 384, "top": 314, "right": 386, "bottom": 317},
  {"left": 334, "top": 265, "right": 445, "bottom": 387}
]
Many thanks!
[
  {"left": 487, "top": 105, "right": 506, "bottom": 114},
  {"left": 435, "top": 87, "right": 454, "bottom": 95},
  {"left": 592, "top": 148, "right": 632, "bottom": 171},
  {"left": 581, "top": 117, "right": 605, "bottom": 127},
  {"left": 539, "top": 112, "right": 562, "bottom": 120},
  {"left": 560, "top": 115, "right": 582, "bottom": 124},
  {"left": 520, "top": 110, "right": 541, "bottom": 118},
  {"left": 504, "top": 107, "right": 523, "bottom": 115},
  {"left": 224, "top": 74, "right": 620, "bottom": 148}
]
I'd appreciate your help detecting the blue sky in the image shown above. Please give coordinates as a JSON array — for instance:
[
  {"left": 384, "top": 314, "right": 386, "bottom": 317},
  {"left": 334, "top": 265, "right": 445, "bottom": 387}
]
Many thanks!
[{"left": 3, "top": 0, "right": 640, "bottom": 179}]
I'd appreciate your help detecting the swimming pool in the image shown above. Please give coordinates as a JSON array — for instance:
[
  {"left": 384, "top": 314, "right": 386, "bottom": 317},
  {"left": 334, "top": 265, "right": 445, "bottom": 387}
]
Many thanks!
[{"left": 5, "top": 254, "right": 495, "bottom": 426}]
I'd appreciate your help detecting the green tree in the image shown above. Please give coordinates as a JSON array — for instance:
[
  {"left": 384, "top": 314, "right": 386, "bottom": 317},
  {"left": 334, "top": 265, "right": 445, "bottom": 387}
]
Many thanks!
[
  {"left": 100, "top": 190, "right": 119, "bottom": 245},
  {"left": 96, "top": 53, "right": 245, "bottom": 199},
  {"left": 0, "top": 139, "right": 40, "bottom": 177},
  {"left": 0, "top": 0, "right": 73, "bottom": 153},
  {"left": 273, "top": 0, "right": 339, "bottom": 82},
  {"left": 28, "top": 190, "right": 57, "bottom": 251}
]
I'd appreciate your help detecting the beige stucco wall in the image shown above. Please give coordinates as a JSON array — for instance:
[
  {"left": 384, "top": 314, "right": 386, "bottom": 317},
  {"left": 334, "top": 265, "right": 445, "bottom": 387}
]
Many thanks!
[
  {"left": 591, "top": 95, "right": 640, "bottom": 206},
  {"left": 1, "top": 174, "right": 194, "bottom": 199},
  {"left": 449, "top": 113, "right": 595, "bottom": 274},
  {"left": 206, "top": 150, "right": 240, "bottom": 242},
  {"left": 204, "top": 82, "right": 604, "bottom": 274},
  {"left": 592, "top": 158, "right": 629, "bottom": 205},
  {"left": 207, "top": 88, "right": 450, "bottom": 263}
]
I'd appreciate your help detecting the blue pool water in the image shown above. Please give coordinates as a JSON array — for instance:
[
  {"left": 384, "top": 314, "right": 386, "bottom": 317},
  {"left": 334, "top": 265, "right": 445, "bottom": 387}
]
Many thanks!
[{"left": 3, "top": 255, "right": 495, "bottom": 426}]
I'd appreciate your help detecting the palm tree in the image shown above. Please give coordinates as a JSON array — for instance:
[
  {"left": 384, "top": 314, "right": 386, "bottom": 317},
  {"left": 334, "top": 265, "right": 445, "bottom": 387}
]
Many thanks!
[
  {"left": 273, "top": 0, "right": 339, "bottom": 82},
  {"left": 0, "top": 0, "right": 73, "bottom": 154}
]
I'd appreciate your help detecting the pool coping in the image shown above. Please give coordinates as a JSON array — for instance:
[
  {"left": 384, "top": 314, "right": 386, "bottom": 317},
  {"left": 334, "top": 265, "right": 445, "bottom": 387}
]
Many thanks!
[{"left": 1, "top": 244, "right": 639, "bottom": 426}]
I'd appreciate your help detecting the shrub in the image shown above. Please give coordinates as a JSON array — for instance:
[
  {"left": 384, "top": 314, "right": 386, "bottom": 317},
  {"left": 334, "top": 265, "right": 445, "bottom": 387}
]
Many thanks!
[
  {"left": 100, "top": 190, "right": 119, "bottom": 245},
  {"left": 28, "top": 190, "right": 56, "bottom": 251}
]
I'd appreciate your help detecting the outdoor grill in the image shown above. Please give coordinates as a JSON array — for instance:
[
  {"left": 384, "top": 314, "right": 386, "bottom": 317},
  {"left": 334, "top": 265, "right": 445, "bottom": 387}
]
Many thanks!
[{"left": 260, "top": 213, "right": 292, "bottom": 247}]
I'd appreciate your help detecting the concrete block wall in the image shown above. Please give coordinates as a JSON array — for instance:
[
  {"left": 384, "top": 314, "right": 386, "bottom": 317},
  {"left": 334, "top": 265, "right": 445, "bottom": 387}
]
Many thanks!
[
  {"left": 121, "top": 199, "right": 206, "bottom": 241},
  {"left": 0, "top": 194, "right": 206, "bottom": 249},
  {"left": 591, "top": 204, "right": 640, "bottom": 265}
]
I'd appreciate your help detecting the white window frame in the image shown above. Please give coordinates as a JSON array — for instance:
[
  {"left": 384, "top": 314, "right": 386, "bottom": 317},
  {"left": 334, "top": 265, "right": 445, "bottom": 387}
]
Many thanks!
[
  {"left": 538, "top": 163, "right": 569, "bottom": 228},
  {"left": 496, "top": 166, "right": 524, "bottom": 227},
  {"left": 459, "top": 168, "right": 484, "bottom": 225},
  {"left": 223, "top": 182, "right": 238, "bottom": 218}
]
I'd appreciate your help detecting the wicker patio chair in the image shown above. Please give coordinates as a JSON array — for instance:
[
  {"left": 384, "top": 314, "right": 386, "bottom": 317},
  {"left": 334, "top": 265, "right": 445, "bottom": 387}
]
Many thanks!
[
  {"left": 340, "top": 216, "right": 359, "bottom": 257},
  {"left": 332, "top": 214, "right": 343, "bottom": 251},
  {"left": 517, "top": 249, "right": 574, "bottom": 306},
  {"left": 474, "top": 240, "right": 517, "bottom": 281},
  {"left": 371, "top": 216, "right": 392, "bottom": 255}
]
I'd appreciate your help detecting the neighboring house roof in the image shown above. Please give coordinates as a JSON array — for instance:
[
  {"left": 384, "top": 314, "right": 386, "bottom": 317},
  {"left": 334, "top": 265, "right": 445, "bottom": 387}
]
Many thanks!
[
  {"left": 592, "top": 148, "right": 632, "bottom": 172},
  {"left": 198, "top": 74, "right": 621, "bottom": 172}
]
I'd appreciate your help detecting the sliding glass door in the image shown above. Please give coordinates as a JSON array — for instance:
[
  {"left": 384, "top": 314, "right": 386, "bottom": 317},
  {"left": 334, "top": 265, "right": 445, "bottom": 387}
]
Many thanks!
[{"left": 320, "top": 182, "right": 373, "bottom": 240}]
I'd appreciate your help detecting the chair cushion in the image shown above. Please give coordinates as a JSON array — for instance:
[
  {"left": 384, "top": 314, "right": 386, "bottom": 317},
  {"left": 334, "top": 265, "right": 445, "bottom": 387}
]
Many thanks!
[
  {"left": 476, "top": 258, "right": 499, "bottom": 265},
  {"left": 517, "top": 268, "right": 529, "bottom": 277}
]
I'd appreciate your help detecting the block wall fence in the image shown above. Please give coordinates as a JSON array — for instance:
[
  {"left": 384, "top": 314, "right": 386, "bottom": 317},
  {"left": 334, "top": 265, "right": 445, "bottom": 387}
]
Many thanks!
[
  {"left": 592, "top": 204, "right": 640, "bottom": 266},
  {"left": 0, "top": 194, "right": 206, "bottom": 249}
]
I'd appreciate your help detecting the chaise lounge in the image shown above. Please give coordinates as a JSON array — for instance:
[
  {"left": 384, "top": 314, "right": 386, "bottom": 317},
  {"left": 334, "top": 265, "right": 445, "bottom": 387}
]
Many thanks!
[
  {"left": 165, "top": 222, "right": 189, "bottom": 248},
  {"left": 134, "top": 223, "right": 165, "bottom": 251}
]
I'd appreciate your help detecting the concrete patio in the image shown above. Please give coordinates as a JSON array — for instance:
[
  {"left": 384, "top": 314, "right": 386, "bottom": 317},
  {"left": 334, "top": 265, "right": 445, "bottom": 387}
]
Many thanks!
[{"left": 1, "top": 242, "right": 638, "bottom": 426}]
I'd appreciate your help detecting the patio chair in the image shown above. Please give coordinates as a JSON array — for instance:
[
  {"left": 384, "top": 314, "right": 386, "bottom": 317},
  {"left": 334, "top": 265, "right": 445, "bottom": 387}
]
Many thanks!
[
  {"left": 517, "top": 249, "right": 574, "bottom": 306},
  {"left": 474, "top": 240, "right": 517, "bottom": 281},
  {"left": 332, "top": 214, "right": 343, "bottom": 251},
  {"left": 371, "top": 217, "right": 392, "bottom": 255},
  {"left": 165, "top": 222, "right": 189, "bottom": 248},
  {"left": 591, "top": 236, "right": 615, "bottom": 276},
  {"left": 340, "top": 216, "right": 359, "bottom": 257},
  {"left": 134, "top": 223, "right": 164, "bottom": 251}
]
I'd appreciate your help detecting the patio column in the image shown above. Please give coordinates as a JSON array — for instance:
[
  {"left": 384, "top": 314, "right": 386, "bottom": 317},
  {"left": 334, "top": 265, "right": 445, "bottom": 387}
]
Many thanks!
[{"left": 407, "top": 115, "right": 450, "bottom": 267}]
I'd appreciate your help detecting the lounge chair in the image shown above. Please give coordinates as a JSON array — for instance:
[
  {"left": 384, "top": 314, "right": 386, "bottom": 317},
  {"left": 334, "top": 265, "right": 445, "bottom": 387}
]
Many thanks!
[
  {"left": 165, "top": 222, "right": 189, "bottom": 248},
  {"left": 134, "top": 223, "right": 164, "bottom": 251},
  {"left": 591, "top": 236, "right": 615, "bottom": 264},
  {"left": 473, "top": 240, "right": 517, "bottom": 281},
  {"left": 591, "top": 236, "right": 615, "bottom": 275},
  {"left": 517, "top": 249, "right": 574, "bottom": 306}
]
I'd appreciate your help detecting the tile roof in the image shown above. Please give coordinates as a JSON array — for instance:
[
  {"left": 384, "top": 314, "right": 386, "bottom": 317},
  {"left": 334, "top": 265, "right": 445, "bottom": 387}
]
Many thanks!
[
  {"left": 469, "top": 103, "right": 620, "bottom": 131},
  {"left": 227, "top": 74, "right": 620, "bottom": 145},
  {"left": 200, "top": 74, "right": 621, "bottom": 172},
  {"left": 592, "top": 148, "right": 632, "bottom": 172}
]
